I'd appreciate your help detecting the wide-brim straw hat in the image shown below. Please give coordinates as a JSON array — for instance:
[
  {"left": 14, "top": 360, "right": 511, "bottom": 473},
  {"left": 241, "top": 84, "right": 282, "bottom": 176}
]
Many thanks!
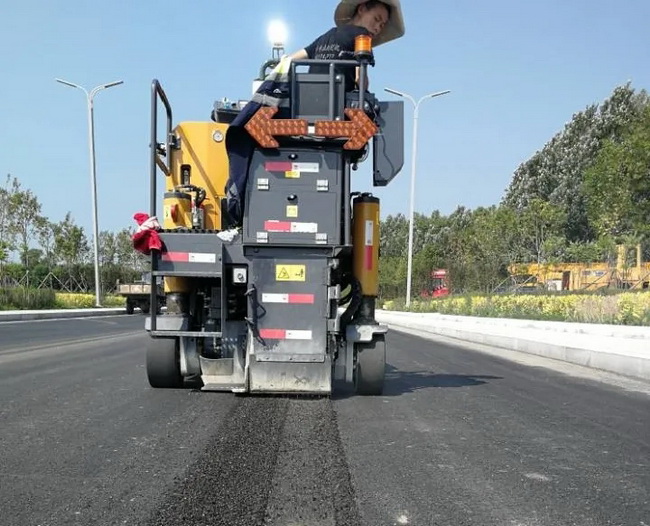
[{"left": 334, "top": 0, "right": 405, "bottom": 46}]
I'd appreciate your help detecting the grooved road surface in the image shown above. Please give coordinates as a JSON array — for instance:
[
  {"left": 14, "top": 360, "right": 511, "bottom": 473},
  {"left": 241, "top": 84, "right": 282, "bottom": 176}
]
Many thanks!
[{"left": 1, "top": 316, "right": 648, "bottom": 525}]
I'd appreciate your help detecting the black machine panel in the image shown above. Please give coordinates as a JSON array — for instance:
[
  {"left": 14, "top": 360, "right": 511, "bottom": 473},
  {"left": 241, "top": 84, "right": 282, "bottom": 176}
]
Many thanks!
[{"left": 244, "top": 148, "right": 344, "bottom": 246}]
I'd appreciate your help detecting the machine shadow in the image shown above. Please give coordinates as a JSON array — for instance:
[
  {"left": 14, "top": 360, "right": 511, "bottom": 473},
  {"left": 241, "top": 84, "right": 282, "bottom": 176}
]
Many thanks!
[
  {"left": 333, "top": 364, "right": 503, "bottom": 399},
  {"left": 384, "top": 364, "right": 502, "bottom": 395}
]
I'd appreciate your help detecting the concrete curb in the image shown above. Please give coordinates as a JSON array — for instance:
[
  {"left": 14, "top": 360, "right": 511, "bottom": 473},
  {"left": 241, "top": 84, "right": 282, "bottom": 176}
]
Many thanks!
[
  {"left": 376, "top": 310, "right": 650, "bottom": 382},
  {"left": 0, "top": 308, "right": 126, "bottom": 322}
]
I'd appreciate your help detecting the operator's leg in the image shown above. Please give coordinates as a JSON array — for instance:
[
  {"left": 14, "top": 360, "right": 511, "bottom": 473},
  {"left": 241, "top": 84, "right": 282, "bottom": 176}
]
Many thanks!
[{"left": 224, "top": 125, "right": 255, "bottom": 226}]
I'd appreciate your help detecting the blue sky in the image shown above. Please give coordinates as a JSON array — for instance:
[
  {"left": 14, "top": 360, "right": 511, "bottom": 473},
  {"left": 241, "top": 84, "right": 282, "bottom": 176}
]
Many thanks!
[{"left": 1, "top": 0, "right": 648, "bottom": 236}]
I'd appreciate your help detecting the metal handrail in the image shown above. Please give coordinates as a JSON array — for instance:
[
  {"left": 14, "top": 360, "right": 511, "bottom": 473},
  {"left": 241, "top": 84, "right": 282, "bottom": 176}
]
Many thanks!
[
  {"left": 150, "top": 79, "right": 173, "bottom": 216},
  {"left": 149, "top": 79, "right": 174, "bottom": 332}
]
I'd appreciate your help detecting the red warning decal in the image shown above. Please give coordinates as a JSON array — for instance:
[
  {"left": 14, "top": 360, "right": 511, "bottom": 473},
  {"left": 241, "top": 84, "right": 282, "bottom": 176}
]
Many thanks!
[
  {"left": 365, "top": 246, "right": 373, "bottom": 271},
  {"left": 265, "top": 161, "right": 293, "bottom": 172},
  {"left": 264, "top": 220, "right": 292, "bottom": 232},
  {"left": 161, "top": 252, "right": 188, "bottom": 262},
  {"left": 259, "top": 329, "right": 286, "bottom": 339}
]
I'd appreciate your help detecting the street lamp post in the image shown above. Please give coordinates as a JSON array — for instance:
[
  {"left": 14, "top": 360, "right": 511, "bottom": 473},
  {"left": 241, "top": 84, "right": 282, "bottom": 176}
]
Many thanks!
[
  {"left": 384, "top": 87, "right": 450, "bottom": 308},
  {"left": 56, "top": 78, "right": 124, "bottom": 307}
]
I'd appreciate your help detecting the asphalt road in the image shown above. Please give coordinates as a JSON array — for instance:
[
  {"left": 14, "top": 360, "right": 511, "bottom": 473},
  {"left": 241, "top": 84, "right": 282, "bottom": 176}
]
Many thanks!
[{"left": 0, "top": 316, "right": 648, "bottom": 526}]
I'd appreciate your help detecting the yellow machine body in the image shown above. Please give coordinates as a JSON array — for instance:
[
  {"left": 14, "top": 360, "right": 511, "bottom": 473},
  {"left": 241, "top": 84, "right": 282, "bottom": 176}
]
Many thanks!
[
  {"left": 352, "top": 195, "right": 380, "bottom": 297},
  {"left": 168, "top": 122, "right": 230, "bottom": 231},
  {"left": 163, "top": 191, "right": 191, "bottom": 229},
  {"left": 163, "top": 122, "right": 230, "bottom": 295},
  {"left": 164, "top": 276, "right": 191, "bottom": 294}
]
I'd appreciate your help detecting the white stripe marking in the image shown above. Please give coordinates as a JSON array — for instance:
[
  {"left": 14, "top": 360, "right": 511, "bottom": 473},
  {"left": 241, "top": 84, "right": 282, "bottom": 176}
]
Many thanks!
[
  {"left": 262, "top": 293, "right": 289, "bottom": 303},
  {"left": 292, "top": 162, "right": 319, "bottom": 173},
  {"left": 291, "top": 222, "right": 318, "bottom": 234},
  {"left": 285, "top": 330, "right": 312, "bottom": 340},
  {"left": 189, "top": 252, "right": 216, "bottom": 263},
  {"left": 365, "top": 220, "right": 374, "bottom": 246}
]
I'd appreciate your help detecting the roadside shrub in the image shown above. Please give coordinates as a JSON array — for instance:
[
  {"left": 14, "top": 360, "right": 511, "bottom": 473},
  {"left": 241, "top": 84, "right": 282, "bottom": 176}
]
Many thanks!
[
  {"left": 0, "top": 287, "right": 57, "bottom": 310},
  {"left": 54, "top": 293, "right": 126, "bottom": 309},
  {"left": 55, "top": 293, "right": 95, "bottom": 309},
  {"left": 381, "top": 291, "right": 650, "bottom": 326},
  {"left": 102, "top": 295, "right": 126, "bottom": 307}
]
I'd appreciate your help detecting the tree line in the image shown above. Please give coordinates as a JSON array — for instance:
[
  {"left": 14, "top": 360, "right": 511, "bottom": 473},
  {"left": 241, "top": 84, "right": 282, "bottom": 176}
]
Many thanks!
[
  {"left": 0, "top": 174, "right": 145, "bottom": 292},
  {"left": 379, "top": 82, "right": 650, "bottom": 298}
]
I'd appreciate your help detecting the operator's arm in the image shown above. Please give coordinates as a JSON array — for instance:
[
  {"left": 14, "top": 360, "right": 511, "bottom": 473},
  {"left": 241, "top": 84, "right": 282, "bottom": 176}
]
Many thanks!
[
  {"left": 289, "top": 49, "right": 308, "bottom": 60},
  {"left": 355, "top": 67, "right": 370, "bottom": 90}
]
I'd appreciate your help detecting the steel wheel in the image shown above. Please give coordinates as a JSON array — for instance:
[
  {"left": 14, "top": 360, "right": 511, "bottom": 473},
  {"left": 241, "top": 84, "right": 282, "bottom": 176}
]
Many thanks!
[
  {"left": 146, "top": 337, "right": 182, "bottom": 388},
  {"left": 354, "top": 335, "right": 386, "bottom": 395}
]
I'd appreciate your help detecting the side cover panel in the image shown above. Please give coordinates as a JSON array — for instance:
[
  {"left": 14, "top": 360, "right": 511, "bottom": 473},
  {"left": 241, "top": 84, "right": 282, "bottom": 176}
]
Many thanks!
[
  {"left": 248, "top": 252, "right": 329, "bottom": 362},
  {"left": 373, "top": 100, "right": 404, "bottom": 187},
  {"left": 155, "top": 232, "right": 223, "bottom": 276}
]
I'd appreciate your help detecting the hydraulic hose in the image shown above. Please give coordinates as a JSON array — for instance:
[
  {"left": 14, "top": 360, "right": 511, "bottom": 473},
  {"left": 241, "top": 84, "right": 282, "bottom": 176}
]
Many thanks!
[{"left": 339, "top": 277, "right": 362, "bottom": 325}]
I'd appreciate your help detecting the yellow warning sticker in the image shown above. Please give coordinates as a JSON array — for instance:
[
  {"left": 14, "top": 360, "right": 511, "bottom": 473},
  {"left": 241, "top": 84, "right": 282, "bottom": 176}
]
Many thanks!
[
  {"left": 285, "top": 170, "right": 300, "bottom": 178},
  {"left": 286, "top": 205, "right": 298, "bottom": 218},
  {"left": 276, "top": 264, "right": 306, "bottom": 282}
]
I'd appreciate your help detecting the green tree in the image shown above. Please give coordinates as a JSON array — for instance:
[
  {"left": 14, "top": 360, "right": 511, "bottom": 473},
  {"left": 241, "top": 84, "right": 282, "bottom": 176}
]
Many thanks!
[
  {"left": 378, "top": 256, "right": 407, "bottom": 300},
  {"left": 37, "top": 219, "right": 56, "bottom": 270},
  {"left": 115, "top": 227, "right": 147, "bottom": 272},
  {"left": 464, "top": 206, "right": 525, "bottom": 291},
  {"left": 100, "top": 230, "right": 118, "bottom": 266},
  {"left": 0, "top": 174, "right": 19, "bottom": 265},
  {"left": 517, "top": 199, "right": 567, "bottom": 263},
  {"left": 10, "top": 185, "right": 44, "bottom": 269},
  {"left": 53, "top": 213, "right": 89, "bottom": 268},
  {"left": 504, "top": 83, "right": 649, "bottom": 243},
  {"left": 583, "top": 104, "right": 650, "bottom": 240},
  {"left": 20, "top": 248, "right": 43, "bottom": 268},
  {"left": 379, "top": 213, "right": 408, "bottom": 258}
]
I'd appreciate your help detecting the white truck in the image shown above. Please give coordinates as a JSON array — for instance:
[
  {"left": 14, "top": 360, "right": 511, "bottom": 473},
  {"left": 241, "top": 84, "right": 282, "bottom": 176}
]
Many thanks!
[{"left": 117, "top": 273, "right": 164, "bottom": 314}]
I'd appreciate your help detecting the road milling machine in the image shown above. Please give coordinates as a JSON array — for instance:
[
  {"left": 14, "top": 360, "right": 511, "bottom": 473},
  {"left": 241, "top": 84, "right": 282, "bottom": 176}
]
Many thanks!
[{"left": 144, "top": 35, "right": 404, "bottom": 395}]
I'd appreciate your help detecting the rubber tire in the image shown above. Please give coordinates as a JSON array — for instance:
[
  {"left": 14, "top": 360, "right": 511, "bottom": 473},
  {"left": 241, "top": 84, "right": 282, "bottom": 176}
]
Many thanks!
[
  {"left": 140, "top": 301, "right": 150, "bottom": 314},
  {"left": 354, "top": 335, "right": 386, "bottom": 396},
  {"left": 146, "top": 338, "right": 183, "bottom": 388},
  {"left": 125, "top": 300, "right": 134, "bottom": 315}
]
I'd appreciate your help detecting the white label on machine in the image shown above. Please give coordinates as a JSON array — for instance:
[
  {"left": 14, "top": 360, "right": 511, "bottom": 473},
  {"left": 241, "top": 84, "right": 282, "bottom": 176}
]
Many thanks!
[
  {"left": 290, "top": 222, "right": 318, "bottom": 234},
  {"left": 262, "top": 293, "right": 289, "bottom": 303},
  {"left": 262, "top": 293, "right": 315, "bottom": 304},
  {"left": 292, "top": 162, "right": 319, "bottom": 173},
  {"left": 188, "top": 252, "right": 216, "bottom": 263},
  {"left": 365, "top": 220, "right": 374, "bottom": 246},
  {"left": 285, "top": 330, "right": 313, "bottom": 340}
]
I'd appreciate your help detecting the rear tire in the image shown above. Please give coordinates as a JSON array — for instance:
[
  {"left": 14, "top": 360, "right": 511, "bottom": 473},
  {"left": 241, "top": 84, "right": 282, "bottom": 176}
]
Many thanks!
[
  {"left": 146, "top": 337, "right": 183, "bottom": 388},
  {"left": 354, "top": 335, "right": 386, "bottom": 395},
  {"left": 125, "top": 299, "right": 134, "bottom": 315},
  {"left": 140, "top": 301, "right": 150, "bottom": 314}
]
